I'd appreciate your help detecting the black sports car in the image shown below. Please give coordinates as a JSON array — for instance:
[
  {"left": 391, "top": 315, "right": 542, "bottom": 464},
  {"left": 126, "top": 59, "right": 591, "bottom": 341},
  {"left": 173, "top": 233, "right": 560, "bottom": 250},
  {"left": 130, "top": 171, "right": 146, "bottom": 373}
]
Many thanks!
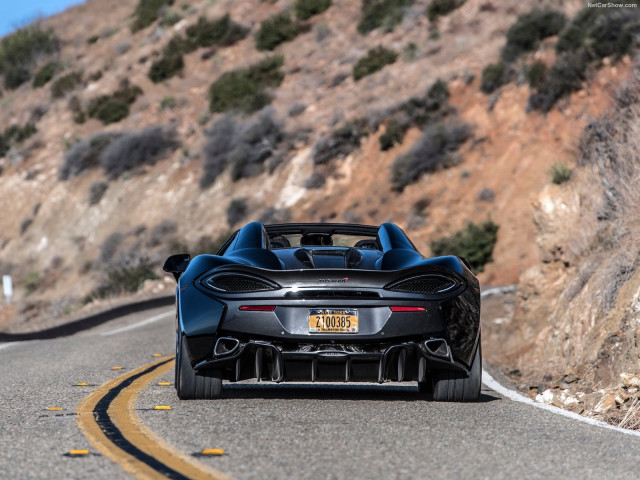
[{"left": 163, "top": 222, "right": 481, "bottom": 401}]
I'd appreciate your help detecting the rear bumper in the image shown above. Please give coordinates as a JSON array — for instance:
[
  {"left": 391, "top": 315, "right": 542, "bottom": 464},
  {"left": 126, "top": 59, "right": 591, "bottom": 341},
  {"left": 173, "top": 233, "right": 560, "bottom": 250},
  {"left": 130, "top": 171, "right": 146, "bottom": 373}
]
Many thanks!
[
  {"left": 194, "top": 338, "right": 468, "bottom": 383},
  {"left": 218, "top": 305, "right": 445, "bottom": 341}
]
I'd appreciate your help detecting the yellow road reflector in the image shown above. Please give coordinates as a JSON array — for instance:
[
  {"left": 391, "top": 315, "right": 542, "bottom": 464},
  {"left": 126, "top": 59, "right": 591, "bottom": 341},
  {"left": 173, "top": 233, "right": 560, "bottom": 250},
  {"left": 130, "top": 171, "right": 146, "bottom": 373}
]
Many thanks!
[
  {"left": 68, "top": 449, "right": 90, "bottom": 456},
  {"left": 112, "top": 366, "right": 123, "bottom": 370},
  {"left": 152, "top": 353, "right": 162, "bottom": 357},
  {"left": 201, "top": 449, "right": 225, "bottom": 456},
  {"left": 76, "top": 382, "right": 89, "bottom": 386},
  {"left": 154, "top": 405, "right": 171, "bottom": 410},
  {"left": 47, "top": 407, "right": 63, "bottom": 411},
  {"left": 158, "top": 381, "right": 171, "bottom": 386}
]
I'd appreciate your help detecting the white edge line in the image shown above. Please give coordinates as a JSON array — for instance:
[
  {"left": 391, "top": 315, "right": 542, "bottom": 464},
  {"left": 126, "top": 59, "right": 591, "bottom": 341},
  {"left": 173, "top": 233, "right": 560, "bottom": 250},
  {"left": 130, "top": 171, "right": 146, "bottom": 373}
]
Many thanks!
[
  {"left": 481, "top": 369, "right": 640, "bottom": 438},
  {"left": 0, "top": 341, "right": 19, "bottom": 351},
  {"left": 479, "top": 286, "right": 640, "bottom": 438},
  {"left": 101, "top": 311, "right": 174, "bottom": 336}
]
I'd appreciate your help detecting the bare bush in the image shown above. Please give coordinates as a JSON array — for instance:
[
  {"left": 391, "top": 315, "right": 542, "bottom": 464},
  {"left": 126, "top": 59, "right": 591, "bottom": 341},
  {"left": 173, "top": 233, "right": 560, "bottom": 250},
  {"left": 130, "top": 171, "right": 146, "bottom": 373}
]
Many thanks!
[
  {"left": 100, "top": 232, "right": 124, "bottom": 262},
  {"left": 99, "top": 126, "right": 179, "bottom": 179},
  {"left": 259, "top": 207, "right": 291, "bottom": 224},
  {"left": 391, "top": 120, "right": 471, "bottom": 191},
  {"left": 201, "top": 110, "right": 284, "bottom": 187},
  {"left": 59, "top": 132, "right": 121, "bottom": 180},
  {"left": 148, "top": 220, "right": 178, "bottom": 247},
  {"left": 227, "top": 198, "right": 248, "bottom": 226},
  {"left": 88, "top": 181, "right": 108, "bottom": 205}
]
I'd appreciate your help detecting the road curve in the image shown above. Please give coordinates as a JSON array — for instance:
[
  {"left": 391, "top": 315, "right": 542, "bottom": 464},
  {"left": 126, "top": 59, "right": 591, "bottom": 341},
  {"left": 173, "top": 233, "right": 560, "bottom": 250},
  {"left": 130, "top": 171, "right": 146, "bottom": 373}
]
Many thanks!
[{"left": 1, "top": 306, "right": 640, "bottom": 480}]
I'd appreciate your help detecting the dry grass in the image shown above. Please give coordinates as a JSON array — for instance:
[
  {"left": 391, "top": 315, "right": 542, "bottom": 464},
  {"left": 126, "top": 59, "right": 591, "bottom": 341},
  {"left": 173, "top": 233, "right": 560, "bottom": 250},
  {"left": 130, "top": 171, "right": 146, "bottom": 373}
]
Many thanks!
[
  {"left": 618, "top": 398, "right": 640, "bottom": 430},
  {"left": 567, "top": 68, "right": 640, "bottom": 314}
]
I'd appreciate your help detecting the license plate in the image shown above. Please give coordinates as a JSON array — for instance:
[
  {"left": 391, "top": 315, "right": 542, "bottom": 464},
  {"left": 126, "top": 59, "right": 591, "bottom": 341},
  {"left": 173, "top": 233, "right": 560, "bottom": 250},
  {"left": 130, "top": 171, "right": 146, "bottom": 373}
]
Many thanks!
[{"left": 308, "top": 309, "right": 358, "bottom": 334}]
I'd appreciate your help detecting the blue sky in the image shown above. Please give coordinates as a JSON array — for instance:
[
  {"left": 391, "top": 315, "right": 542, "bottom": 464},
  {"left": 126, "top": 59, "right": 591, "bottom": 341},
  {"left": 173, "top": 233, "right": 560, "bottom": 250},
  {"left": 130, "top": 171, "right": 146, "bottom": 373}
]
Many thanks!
[{"left": 0, "top": 0, "right": 84, "bottom": 37}]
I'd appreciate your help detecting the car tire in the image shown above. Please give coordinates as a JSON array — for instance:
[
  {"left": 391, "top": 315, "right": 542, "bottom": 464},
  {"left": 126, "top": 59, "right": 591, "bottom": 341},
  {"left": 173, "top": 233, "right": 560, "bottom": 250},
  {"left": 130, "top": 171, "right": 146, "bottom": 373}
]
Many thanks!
[
  {"left": 176, "top": 335, "right": 223, "bottom": 399},
  {"left": 432, "top": 342, "right": 482, "bottom": 402},
  {"left": 417, "top": 377, "right": 433, "bottom": 394}
]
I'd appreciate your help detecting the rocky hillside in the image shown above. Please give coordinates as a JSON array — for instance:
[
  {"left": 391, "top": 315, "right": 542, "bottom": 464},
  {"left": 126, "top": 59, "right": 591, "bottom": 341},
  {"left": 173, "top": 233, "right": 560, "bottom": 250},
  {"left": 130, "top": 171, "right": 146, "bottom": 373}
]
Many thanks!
[
  {"left": 488, "top": 65, "right": 640, "bottom": 429},
  {"left": 0, "top": 0, "right": 639, "bottom": 426}
]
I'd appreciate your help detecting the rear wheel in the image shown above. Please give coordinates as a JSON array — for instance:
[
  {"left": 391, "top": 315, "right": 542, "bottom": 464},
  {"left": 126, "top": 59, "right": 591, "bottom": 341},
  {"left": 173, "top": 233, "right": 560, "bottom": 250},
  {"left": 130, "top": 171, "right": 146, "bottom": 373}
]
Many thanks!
[
  {"left": 176, "top": 335, "right": 222, "bottom": 399},
  {"left": 432, "top": 342, "right": 482, "bottom": 402}
]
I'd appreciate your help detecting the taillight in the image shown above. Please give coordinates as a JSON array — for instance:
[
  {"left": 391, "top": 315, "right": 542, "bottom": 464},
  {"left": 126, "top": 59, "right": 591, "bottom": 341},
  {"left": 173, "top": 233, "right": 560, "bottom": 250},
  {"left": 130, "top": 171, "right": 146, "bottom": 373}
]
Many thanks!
[
  {"left": 390, "top": 306, "right": 425, "bottom": 312},
  {"left": 239, "top": 305, "right": 276, "bottom": 311}
]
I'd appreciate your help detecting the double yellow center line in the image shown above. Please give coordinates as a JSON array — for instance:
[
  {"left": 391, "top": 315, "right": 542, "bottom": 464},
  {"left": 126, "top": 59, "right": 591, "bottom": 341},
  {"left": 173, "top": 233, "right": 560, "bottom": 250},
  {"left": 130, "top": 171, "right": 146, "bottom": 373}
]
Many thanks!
[{"left": 76, "top": 356, "right": 228, "bottom": 480}]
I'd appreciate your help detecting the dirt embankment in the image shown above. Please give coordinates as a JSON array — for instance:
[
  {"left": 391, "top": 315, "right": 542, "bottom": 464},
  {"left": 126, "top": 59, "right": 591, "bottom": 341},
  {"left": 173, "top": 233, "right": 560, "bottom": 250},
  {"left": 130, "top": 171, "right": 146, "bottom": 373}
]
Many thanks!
[{"left": 484, "top": 63, "right": 640, "bottom": 428}]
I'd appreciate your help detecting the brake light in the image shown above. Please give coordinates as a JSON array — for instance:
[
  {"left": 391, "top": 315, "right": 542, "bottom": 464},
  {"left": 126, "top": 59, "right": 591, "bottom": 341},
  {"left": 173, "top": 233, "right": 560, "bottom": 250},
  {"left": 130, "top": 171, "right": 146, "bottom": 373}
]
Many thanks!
[
  {"left": 390, "top": 306, "right": 425, "bottom": 312},
  {"left": 239, "top": 306, "right": 276, "bottom": 311}
]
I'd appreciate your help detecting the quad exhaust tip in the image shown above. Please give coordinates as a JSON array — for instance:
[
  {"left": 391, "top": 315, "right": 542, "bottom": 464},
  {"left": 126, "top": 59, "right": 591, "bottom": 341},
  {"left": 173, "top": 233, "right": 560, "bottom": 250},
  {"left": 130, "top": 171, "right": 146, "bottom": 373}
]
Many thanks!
[
  {"left": 423, "top": 338, "right": 452, "bottom": 360},
  {"left": 214, "top": 337, "right": 240, "bottom": 357}
]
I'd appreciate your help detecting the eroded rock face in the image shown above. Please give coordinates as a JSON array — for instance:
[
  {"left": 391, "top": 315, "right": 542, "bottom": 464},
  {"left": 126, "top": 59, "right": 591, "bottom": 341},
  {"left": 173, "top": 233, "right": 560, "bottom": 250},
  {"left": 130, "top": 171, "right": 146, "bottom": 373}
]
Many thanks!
[{"left": 488, "top": 71, "right": 640, "bottom": 428}]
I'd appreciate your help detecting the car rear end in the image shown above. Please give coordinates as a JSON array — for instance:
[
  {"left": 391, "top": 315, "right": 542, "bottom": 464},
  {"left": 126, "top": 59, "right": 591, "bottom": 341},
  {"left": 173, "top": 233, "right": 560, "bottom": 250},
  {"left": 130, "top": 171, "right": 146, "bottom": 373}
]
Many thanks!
[{"left": 181, "top": 264, "right": 480, "bottom": 385}]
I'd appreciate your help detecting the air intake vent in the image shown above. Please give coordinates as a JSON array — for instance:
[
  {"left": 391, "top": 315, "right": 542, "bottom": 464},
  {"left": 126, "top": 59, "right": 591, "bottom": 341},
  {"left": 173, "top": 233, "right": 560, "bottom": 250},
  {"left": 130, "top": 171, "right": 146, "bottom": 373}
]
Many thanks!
[
  {"left": 386, "top": 275, "right": 457, "bottom": 295},
  {"left": 205, "top": 274, "right": 278, "bottom": 293}
]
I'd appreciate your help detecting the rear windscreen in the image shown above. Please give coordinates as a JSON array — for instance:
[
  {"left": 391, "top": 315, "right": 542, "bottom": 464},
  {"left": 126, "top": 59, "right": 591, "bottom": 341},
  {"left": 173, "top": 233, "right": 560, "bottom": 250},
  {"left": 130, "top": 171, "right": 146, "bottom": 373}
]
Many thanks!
[{"left": 268, "top": 233, "right": 379, "bottom": 249}]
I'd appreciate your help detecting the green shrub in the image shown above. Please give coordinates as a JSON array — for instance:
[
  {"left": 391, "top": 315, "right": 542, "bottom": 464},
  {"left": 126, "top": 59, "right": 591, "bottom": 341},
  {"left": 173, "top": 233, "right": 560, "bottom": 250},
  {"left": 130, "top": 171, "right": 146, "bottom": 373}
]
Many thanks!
[
  {"left": 528, "top": 7, "right": 640, "bottom": 112},
  {"left": 527, "top": 51, "right": 588, "bottom": 112},
  {"left": 403, "top": 42, "right": 418, "bottom": 62},
  {"left": 525, "top": 60, "right": 547, "bottom": 89},
  {"left": 255, "top": 12, "right": 302, "bottom": 51},
  {"left": 0, "top": 24, "right": 60, "bottom": 89},
  {"left": 32, "top": 61, "right": 59, "bottom": 88},
  {"left": 87, "top": 35, "right": 100, "bottom": 44},
  {"left": 391, "top": 120, "right": 471, "bottom": 191},
  {"left": 23, "top": 271, "right": 42, "bottom": 295},
  {"left": 99, "top": 126, "right": 179, "bottom": 179},
  {"left": 186, "top": 14, "right": 248, "bottom": 48},
  {"left": 208, "top": 55, "right": 284, "bottom": 113},
  {"left": 86, "top": 80, "right": 143, "bottom": 124},
  {"left": 0, "top": 122, "right": 37, "bottom": 156},
  {"left": 549, "top": 162, "right": 572, "bottom": 184},
  {"left": 149, "top": 53, "right": 184, "bottom": 82},
  {"left": 426, "top": 0, "right": 466, "bottom": 22},
  {"left": 131, "top": 0, "right": 174, "bottom": 32},
  {"left": 160, "top": 9, "right": 182, "bottom": 27},
  {"left": 426, "top": 78, "right": 449, "bottom": 109},
  {"left": 149, "top": 15, "right": 247, "bottom": 83},
  {"left": 51, "top": 71, "right": 83, "bottom": 98},
  {"left": 85, "top": 263, "right": 159, "bottom": 302},
  {"left": 353, "top": 46, "right": 398, "bottom": 81},
  {"left": 160, "top": 96, "right": 176, "bottom": 110},
  {"left": 313, "top": 118, "right": 370, "bottom": 164},
  {"left": 501, "top": 8, "right": 566, "bottom": 62},
  {"left": 94, "top": 99, "right": 130, "bottom": 125},
  {"left": 557, "top": 7, "right": 640, "bottom": 60},
  {"left": 295, "top": 0, "right": 332, "bottom": 20},
  {"left": 379, "top": 119, "right": 405, "bottom": 151},
  {"left": 358, "top": 0, "right": 413, "bottom": 34},
  {"left": 480, "top": 62, "right": 504, "bottom": 94},
  {"left": 429, "top": 220, "right": 499, "bottom": 273}
]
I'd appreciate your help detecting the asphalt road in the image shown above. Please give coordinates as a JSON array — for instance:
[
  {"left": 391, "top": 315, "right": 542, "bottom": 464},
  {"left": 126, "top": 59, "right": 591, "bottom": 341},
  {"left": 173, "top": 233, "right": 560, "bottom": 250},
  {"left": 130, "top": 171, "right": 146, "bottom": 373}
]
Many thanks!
[{"left": 2, "top": 306, "right": 640, "bottom": 480}]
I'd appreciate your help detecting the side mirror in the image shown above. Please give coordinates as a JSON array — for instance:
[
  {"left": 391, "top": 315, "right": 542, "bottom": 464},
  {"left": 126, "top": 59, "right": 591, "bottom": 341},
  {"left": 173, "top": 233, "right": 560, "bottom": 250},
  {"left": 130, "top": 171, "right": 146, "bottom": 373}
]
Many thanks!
[{"left": 163, "top": 254, "right": 191, "bottom": 281}]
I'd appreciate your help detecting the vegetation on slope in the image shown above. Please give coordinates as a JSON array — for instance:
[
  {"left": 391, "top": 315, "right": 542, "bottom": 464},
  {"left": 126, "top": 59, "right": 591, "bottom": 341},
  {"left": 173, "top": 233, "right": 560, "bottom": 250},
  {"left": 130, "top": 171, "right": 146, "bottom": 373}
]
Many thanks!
[
  {"left": 208, "top": 56, "right": 285, "bottom": 113},
  {"left": 430, "top": 220, "right": 499, "bottom": 273},
  {"left": 0, "top": 24, "right": 60, "bottom": 89}
]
